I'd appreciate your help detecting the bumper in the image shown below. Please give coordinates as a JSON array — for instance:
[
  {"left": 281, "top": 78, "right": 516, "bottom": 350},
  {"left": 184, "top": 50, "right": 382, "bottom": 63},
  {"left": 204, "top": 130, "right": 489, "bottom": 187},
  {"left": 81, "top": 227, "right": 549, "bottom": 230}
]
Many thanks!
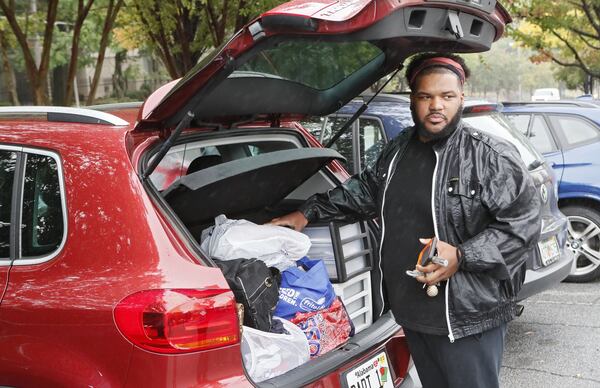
[{"left": 517, "top": 249, "right": 574, "bottom": 301}]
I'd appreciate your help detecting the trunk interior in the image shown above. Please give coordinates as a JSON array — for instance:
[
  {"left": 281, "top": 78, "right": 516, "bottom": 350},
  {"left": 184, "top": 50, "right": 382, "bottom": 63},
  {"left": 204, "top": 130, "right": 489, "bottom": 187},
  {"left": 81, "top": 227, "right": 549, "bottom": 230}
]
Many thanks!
[{"left": 146, "top": 127, "right": 398, "bottom": 385}]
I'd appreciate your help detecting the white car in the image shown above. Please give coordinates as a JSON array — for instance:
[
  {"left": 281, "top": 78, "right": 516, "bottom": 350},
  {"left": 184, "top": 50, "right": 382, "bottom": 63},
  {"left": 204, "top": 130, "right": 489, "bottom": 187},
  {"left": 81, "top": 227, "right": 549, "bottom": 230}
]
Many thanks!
[{"left": 532, "top": 88, "right": 560, "bottom": 101}]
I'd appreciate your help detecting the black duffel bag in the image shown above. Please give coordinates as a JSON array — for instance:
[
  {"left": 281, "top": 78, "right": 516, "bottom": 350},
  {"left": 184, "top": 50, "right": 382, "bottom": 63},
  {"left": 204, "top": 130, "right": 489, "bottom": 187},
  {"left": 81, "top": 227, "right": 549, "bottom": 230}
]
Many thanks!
[{"left": 214, "top": 258, "right": 280, "bottom": 332}]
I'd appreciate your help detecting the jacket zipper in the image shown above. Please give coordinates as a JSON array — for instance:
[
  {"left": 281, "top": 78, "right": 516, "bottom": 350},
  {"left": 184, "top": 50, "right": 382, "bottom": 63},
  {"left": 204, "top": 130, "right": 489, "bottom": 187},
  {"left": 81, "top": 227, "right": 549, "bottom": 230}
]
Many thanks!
[
  {"left": 432, "top": 149, "right": 455, "bottom": 343},
  {"left": 377, "top": 149, "right": 402, "bottom": 318}
]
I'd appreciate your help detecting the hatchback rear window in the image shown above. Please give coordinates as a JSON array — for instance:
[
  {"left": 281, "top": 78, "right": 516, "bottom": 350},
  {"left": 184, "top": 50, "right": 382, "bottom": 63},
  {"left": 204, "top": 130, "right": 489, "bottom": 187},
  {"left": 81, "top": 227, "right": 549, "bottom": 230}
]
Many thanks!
[{"left": 237, "top": 40, "right": 383, "bottom": 90}]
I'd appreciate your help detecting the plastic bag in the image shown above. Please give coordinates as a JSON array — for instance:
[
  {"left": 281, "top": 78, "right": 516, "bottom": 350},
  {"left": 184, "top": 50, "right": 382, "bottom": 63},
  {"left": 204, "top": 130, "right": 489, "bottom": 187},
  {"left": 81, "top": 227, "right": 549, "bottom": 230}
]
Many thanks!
[
  {"left": 200, "top": 214, "right": 311, "bottom": 271},
  {"left": 291, "top": 298, "right": 353, "bottom": 358},
  {"left": 241, "top": 317, "right": 310, "bottom": 382},
  {"left": 274, "top": 257, "right": 336, "bottom": 319}
]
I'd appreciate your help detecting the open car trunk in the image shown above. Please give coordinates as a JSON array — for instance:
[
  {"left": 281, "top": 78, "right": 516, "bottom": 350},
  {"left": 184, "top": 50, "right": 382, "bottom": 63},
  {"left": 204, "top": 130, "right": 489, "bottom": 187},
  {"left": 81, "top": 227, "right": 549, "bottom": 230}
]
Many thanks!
[
  {"left": 163, "top": 144, "right": 378, "bottom": 328},
  {"left": 146, "top": 128, "right": 394, "bottom": 386}
]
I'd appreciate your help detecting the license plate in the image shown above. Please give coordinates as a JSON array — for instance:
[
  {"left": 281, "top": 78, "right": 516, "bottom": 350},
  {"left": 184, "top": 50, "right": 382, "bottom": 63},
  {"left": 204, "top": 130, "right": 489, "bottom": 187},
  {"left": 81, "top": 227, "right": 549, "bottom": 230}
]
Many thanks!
[
  {"left": 343, "top": 351, "right": 394, "bottom": 388},
  {"left": 538, "top": 236, "right": 560, "bottom": 266}
]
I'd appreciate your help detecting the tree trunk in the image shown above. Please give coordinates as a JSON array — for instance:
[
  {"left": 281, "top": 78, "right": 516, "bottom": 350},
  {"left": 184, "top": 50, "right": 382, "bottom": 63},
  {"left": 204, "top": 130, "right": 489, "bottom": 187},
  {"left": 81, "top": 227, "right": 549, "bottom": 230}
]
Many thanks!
[
  {"left": 36, "top": 0, "right": 59, "bottom": 105},
  {"left": 112, "top": 50, "right": 127, "bottom": 98},
  {"left": 0, "top": 0, "right": 43, "bottom": 104},
  {"left": 136, "top": 0, "right": 181, "bottom": 79},
  {"left": 235, "top": 0, "right": 248, "bottom": 30},
  {"left": 174, "top": 1, "right": 192, "bottom": 72},
  {"left": 206, "top": 0, "right": 229, "bottom": 46},
  {"left": 583, "top": 74, "right": 593, "bottom": 94},
  {"left": 0, "top": 29, "right": 20, "bottom": 105},
  {"left": 86, "top": 0, "right": 123, "bottom": 105},
  {"left": 65, "top": 0, "right": 95, "bottom": 106}
]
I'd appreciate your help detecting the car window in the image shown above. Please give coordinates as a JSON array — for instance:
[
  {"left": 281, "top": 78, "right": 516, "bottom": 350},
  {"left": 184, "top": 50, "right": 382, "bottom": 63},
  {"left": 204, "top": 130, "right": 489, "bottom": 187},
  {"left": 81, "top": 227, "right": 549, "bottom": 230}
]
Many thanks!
[
  {"left": 21, "top": 153, "right": 64, "bottom": 258},
  {"left": 528, "top": 115, "right": 557, "bottom": 153},
  {"left": 549, "top": 114, "right": 600, "bottom": 147},
  {"left": 359, "top": 118, "right": 385, "bottom": 171},
  {"left": 505, "top": 114, "right": 531, "bottom": 135},
  {"left": 0, "top": 151, "right": 17, "bottom": 259},
  {"left": 237, "top": 40, "right": 383, "bottom": 90},
  {"left": 300, "top": 116, "right": 327, "bottom": 141},
  {"left": 463, "top": 112, "right": 543, "bottom": 168},
  {"left": 151, "top": 139, "right": 298, "bottom": 191},
  {"left": 321, "top": 116, "right": 353, "bottom": 173}
]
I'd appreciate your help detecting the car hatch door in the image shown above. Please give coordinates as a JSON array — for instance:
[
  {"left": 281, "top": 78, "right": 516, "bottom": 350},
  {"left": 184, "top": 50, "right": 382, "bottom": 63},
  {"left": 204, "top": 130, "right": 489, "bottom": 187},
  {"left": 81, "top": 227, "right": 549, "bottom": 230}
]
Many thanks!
[{"left": 133, "top": 0, "right": 511, "bottom": 132}]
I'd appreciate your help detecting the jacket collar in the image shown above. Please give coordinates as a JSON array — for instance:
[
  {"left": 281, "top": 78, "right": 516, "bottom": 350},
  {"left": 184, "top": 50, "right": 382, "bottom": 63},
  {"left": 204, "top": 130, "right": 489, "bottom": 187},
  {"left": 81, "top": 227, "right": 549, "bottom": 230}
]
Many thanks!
[{"left": 431, "top": 120, "right": 465, "bottom": 152}]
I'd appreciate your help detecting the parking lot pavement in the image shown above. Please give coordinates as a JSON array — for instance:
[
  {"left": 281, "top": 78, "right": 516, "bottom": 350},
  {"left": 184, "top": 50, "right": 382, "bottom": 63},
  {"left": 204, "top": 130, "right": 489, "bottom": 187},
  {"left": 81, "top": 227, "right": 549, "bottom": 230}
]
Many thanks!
[
  {"left": 501, "top": 279, "right": 600, "bottom": 388},
  {"left": 407, "top": 279, "right": 600, "bottom": 388}
]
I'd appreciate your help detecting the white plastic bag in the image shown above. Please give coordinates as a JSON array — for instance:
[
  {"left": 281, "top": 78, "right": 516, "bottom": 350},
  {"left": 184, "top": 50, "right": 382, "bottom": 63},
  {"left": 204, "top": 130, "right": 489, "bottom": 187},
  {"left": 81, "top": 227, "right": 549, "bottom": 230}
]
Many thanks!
[
  {"left": 241, "top": 317, "right": 310, "bottom": 382},
  {"left": 200, "top": 214, "right": 311, "bottom": 271}
]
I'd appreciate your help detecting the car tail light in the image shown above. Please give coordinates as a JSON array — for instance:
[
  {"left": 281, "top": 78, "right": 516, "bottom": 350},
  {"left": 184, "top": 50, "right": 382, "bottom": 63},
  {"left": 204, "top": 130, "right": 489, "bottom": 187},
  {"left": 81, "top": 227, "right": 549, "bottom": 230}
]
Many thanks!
[
  {"left": 387, "top": 332, "right": 411, "bottom": 384},
  {"left": 114, "top": 289, "right": 239, "bottom": 354},
  {"left": 464, "top": 104, "right": 497, "bottom": 114}
]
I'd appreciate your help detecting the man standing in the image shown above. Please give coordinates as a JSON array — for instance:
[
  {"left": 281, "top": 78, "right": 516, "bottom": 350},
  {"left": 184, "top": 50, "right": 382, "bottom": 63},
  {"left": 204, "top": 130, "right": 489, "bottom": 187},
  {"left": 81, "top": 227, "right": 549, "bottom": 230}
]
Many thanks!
[{"left": 271, "top": 52, "right": 541, "bottom": 388}]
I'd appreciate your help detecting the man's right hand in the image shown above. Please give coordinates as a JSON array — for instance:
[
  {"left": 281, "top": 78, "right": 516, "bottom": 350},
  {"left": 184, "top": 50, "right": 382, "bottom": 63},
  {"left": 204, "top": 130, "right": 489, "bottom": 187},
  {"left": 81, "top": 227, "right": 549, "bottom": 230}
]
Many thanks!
[{"left": 269, "top": 211, "right": 309, "bottom": 231}]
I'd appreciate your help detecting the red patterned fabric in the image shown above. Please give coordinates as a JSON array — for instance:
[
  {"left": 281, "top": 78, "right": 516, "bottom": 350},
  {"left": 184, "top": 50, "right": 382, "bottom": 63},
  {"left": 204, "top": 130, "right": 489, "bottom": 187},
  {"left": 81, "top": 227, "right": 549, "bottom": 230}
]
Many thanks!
[
  {"left": 409, "top": 57, "right": 466, "bottom": 86},
  {"left": 291, "top": 298, "right": 352, "bottom": 358}
]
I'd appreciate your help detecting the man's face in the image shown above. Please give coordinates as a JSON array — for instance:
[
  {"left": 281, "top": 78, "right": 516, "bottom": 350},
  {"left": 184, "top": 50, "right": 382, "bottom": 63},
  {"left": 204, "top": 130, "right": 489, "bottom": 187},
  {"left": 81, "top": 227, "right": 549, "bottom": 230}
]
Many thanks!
[{"left": 410, "top": 71, "right": 465, "bottom": 136}]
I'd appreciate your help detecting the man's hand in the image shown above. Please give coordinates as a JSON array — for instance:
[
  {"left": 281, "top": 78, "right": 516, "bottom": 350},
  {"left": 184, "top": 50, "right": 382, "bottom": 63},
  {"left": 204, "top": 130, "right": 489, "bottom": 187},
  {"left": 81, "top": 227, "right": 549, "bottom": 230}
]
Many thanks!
[
  {"left": 415, "top": 237, "right": 459, "bottom": 286},
  {"left": 269, "top": 211, "right": 309, "bottom": 232}
]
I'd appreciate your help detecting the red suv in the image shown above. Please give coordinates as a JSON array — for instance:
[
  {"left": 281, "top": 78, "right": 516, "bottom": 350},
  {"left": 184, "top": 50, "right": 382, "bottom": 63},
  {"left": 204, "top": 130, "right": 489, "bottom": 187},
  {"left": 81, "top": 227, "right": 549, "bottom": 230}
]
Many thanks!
[{"left": 0, "top": 1, "right": 510, "bottom": 386}]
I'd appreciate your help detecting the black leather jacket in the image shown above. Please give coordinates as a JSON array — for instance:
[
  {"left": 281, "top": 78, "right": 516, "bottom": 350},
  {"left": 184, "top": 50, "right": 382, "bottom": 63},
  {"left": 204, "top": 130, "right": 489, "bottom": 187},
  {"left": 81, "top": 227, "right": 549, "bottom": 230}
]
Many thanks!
[{"left": 300, "top": 122, "right": 541, "bottom": 341}]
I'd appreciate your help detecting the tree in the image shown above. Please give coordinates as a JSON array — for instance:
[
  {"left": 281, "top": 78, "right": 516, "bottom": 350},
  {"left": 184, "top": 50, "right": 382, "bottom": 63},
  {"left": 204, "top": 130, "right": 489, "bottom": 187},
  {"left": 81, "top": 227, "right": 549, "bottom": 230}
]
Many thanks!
[
  {"left": 507, "top": 0, "right": 600, "bottom": 93},
  {"left": 116, "top": 0, "right": 283, "bottom": 80},
  {"left": 63, "top": 0, "right": 95, "bottom": 105},
  {"left": 0, "top": 20, "right": 19, "bottom": 104},
  {"left": 86, "top": 0, "right": 123, "bottom": 105},
  {"left": 0, "top": 0, "right": 59, "bottom": 104},
  {"left": 0, "top": 0, "right": 125, "bottom": 105}
]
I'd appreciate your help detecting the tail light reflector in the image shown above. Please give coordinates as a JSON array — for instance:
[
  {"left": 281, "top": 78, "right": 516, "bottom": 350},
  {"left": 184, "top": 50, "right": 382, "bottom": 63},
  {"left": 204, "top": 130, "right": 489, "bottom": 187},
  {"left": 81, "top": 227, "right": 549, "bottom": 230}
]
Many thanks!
[
  {"left": 387, "top": 331, "right": 411, "bottom": 385},
  {"left": 114, "top": 289, "right": 239, "bottom": 354}
]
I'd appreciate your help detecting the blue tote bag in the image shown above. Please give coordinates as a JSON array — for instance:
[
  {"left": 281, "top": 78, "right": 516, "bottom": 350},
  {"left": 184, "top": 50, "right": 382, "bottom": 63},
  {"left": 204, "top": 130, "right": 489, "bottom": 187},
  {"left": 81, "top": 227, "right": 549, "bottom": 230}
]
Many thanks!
[{"left": 274, "top": 257, "right": 336, "bottom": 319}]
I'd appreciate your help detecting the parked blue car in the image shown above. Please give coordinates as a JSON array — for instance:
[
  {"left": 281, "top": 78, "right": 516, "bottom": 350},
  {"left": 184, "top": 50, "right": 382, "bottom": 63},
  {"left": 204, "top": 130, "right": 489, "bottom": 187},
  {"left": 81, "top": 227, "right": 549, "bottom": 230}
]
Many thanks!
[
  {"left": 502, "top": 104, "right": 600, "bottom": 282},
  {"left": 301, "top": 94, "right": 574, "bottom": 299}
]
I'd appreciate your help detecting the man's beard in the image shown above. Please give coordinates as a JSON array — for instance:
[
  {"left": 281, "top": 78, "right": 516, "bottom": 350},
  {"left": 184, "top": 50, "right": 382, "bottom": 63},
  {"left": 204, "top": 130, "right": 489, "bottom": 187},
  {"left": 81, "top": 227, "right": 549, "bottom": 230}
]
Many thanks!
[{"left": 411, "top": 104, "right": 463, "bottom": 141}]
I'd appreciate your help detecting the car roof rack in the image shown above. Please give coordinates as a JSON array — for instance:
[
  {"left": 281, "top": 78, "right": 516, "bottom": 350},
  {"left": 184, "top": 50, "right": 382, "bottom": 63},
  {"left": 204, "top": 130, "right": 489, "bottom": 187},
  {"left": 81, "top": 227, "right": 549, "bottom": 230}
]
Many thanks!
[
  {"left": 86, "top": 102, "right": 143, "bottom": 111},
  {"left": 502, "top": 101, "right": 600, "bottom": 108},
  {"left": 0, "top": 106, "right": 129, "bottom": 126}
]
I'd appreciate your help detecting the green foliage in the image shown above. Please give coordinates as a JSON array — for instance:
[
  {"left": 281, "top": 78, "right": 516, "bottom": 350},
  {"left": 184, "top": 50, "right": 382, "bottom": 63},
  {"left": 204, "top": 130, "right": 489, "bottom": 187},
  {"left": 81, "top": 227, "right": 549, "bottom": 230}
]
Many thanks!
[
  {"left": 0, "top": 0, "right": 125, "bottom": 72},
  {"left": 239, "top": 40, "right": 382, "bottom": 90},
  {"left": 507, "top": 0, "right": 600, "bottom": 90},
  {"left": 116, "top": 0, "right": 286, "bottom": 78},
  {"left": 0, "top": 4, "right": 45, "bottom": 72}
]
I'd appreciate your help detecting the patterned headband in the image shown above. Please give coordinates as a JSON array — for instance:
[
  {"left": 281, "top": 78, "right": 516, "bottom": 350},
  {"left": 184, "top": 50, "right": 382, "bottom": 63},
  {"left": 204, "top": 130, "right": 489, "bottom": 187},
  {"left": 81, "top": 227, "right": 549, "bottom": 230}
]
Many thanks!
[{"left": 409, "top": 57, "right": 466, "bottom": 87}]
